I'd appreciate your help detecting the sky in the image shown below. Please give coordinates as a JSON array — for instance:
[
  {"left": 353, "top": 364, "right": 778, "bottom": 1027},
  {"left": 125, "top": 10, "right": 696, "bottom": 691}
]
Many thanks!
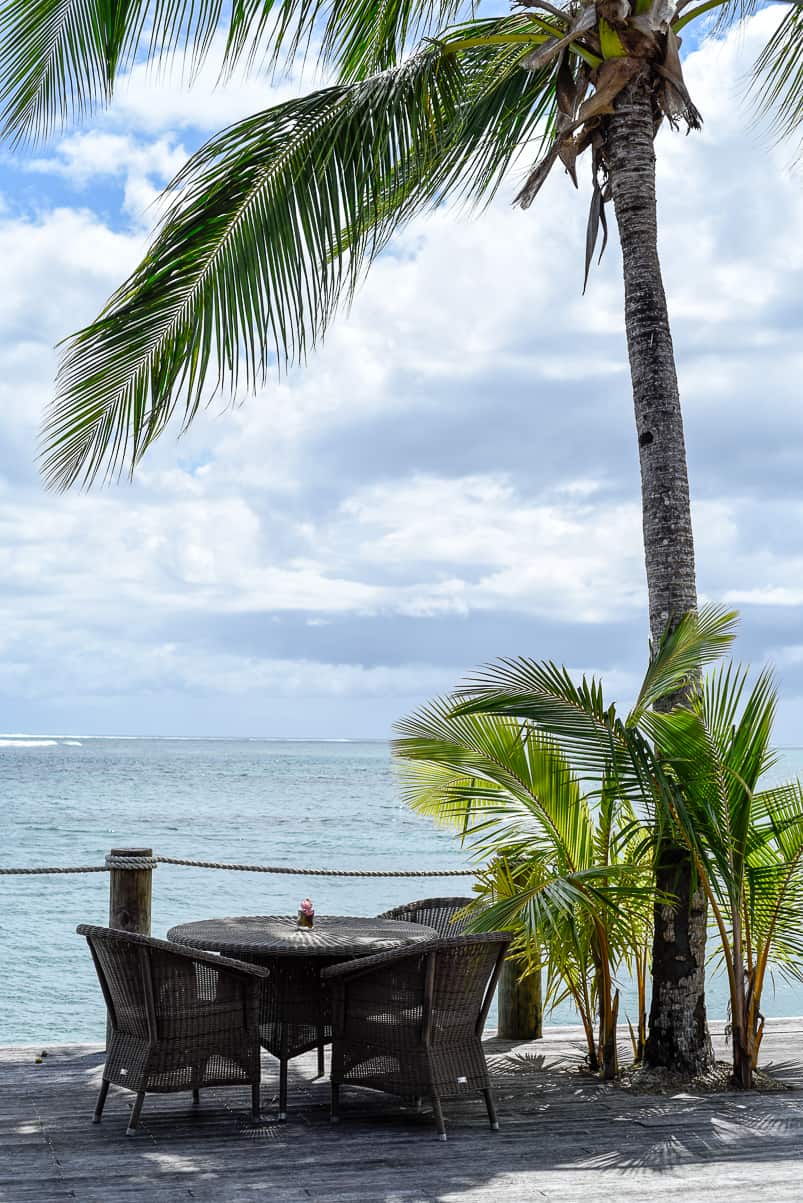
[{"left": 0, "top": 7, "right": 801, "bottom": 740}]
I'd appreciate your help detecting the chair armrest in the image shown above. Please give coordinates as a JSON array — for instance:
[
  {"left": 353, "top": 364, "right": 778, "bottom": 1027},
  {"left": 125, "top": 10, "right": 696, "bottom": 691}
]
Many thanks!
[
  {"left": 76, "top": 924, "right": 271, "bottom": 980},
  {"left": 191, "top": 949, "right": 272, "bottom": 980},
  {"left": 321, "top": 931, "right": 511, "bottom": 984},
  {"left": 321, "top": 940, "right": 437, "bottom": 983}
]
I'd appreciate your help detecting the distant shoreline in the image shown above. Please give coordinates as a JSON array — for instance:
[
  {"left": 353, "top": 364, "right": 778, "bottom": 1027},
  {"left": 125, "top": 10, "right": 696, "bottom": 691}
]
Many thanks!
[
  {"left": 0, "top": 734, "right": 390, "bottom": 743},
  {"left": 2, "top": 733, "right": 803, "bottom": 748}
]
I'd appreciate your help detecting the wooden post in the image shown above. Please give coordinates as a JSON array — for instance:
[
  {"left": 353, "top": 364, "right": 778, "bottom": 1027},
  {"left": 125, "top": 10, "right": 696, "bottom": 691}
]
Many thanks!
[
  {"left": 497, "top": 959, "right": 542, "bottom": 1040},
  {"left": 108, "top": 847, "right": 153, "bottom": 934},
  {"left": 106, "top": 848, "right": 153, "bottom": 1048}
]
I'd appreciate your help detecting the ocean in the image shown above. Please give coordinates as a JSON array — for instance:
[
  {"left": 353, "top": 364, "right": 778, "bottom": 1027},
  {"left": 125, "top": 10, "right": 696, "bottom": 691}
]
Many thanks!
[{"left": 2, "top": 737, "right": 802, "bottom": 1045}]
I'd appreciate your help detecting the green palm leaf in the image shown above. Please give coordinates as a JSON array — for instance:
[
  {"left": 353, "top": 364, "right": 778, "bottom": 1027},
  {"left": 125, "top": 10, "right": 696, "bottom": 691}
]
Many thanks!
[
  {"left": 316, "top": 0, "right": 468, "bottom": 81},
  {"left": 395, "top": 699, "right": 593, "bottom": 864},
  {"left": 0, "top": 1, "right": 278, "bottom": 143},
  {"left": 0, "top": 0, "right": 130, "bottom": 142},
  {"left": 41, "top": 37, "right": 556, "bottom": 487},
  {"left": 394, "top": 700, "right": 652, "bottom": 912},
  {"left": 395, "top": 688, "right": 656, "bottom": 1077},
  {"left": 42, "top": 48, "right": 459, "bottom": 486},
  {"left": 628, "top": 604, "right": 739, "bottom": 721},
  {"left": 753, "top": 5, "right": 803, "bottom": 145},
  {"left": 0, "top": 0, "right": 521, "bottom": 144}
]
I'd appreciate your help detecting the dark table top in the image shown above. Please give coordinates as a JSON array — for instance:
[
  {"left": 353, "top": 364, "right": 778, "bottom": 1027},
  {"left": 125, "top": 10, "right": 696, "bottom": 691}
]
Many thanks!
[{"left": 167, "top": 914, "right": 438, "bottom": 958}]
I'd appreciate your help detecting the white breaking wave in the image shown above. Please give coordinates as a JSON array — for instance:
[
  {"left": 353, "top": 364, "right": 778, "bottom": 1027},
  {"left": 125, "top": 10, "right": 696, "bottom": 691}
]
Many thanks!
[
  {"left": 0, "top": 732, "right": 376, "bottom": 743},
  {"left": 0, "top": 739, "right": 59, "bottom": 748}
]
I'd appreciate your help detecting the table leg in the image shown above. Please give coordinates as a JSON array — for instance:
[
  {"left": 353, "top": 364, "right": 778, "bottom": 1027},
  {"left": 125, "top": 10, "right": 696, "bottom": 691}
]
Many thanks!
[
  {"left": 279, "top": 1059, "right": 288, "bottom": 1121},
  {"left": 276, "top": 1020, "right": 291, "bottom": 1120}
]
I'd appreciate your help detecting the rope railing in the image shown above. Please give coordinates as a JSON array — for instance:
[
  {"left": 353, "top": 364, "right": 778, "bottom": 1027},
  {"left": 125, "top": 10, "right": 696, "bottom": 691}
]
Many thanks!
[
  {"left": 0, "top": 865, "right": 114, "bottom": 875},
  {"left": 0, "top": 850, "right": 540, "bottom": 1039},
  {"left": 0, "top": 854, "right": 473, "bottom": 878}
]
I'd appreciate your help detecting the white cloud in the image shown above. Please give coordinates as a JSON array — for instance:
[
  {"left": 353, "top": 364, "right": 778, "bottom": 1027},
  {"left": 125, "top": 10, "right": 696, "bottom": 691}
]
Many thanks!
[
  {"left": 0, "top": 631, "right": 456, "bottom": 703},
  {"left": 24, "top": 132, "right": 188, "bottom": 224},
  {"left": 338, "top": 474, "right": 645, "bottom": 621},
  {"left": 27, "top": 132, "right": 184, "bottom": 185},
  {"left": 0, "top": 206, "right": 141, "bottom": 338}
]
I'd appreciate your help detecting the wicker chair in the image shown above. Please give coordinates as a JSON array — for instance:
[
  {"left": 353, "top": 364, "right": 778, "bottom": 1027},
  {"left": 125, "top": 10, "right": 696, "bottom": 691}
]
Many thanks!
[
  {"left": 78, "top": 925, "right": 270, "bottom": 1135},
  {"left": 376, "top": 896, "right": 475, "bottom": 937},
  {"left": 322, "top": 932, "right": 511, "bottom": 1141}
]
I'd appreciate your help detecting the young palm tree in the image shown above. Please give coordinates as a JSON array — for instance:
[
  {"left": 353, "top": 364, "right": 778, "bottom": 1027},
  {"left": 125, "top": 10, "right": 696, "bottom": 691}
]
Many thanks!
[
  {"left": 403, "top": 606, "right": 803, "bottom": 1088},
  {"left": 645, "top": 663, "right": 803, "bottom": 1088},
  {"left": 448, "top": 604, "right": 740, "bottom": 1059},
  {"left": 393, "top": 701, "right": 655, "bottom": 1079},
  {"left": 0, "top": 2, "right": 799, "bottom": 1069}
]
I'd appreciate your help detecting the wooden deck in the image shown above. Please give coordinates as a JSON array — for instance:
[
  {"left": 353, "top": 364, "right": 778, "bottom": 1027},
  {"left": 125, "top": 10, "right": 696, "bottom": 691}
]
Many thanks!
[{"left": 4, "top": 1019, "right": 803, "bottom": 1202}]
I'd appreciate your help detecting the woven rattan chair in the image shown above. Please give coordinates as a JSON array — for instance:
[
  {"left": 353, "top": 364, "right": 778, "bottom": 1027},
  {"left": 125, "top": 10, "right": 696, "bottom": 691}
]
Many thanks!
[
  {"left": 376, "top": 897, "right": 475, "bottom": 937},
  {"left": 78, "top": 924, "right": 270, "bottom": 1135},
  {"left": 322, "top": 932, "right": 511, "bottom": 1141}
]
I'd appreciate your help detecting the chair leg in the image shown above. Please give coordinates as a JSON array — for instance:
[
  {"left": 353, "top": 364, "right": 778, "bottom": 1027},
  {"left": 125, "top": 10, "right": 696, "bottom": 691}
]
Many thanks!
[
  {"left": 431, "top": 1094, "right": 447, "bottom": 1142},
  {"left": 251, "top": 1084, "right": 261, "bottom": 1120},
  {"left": 482, "top": 1088, "right": 499, "bottom": 1131},
  {"left": 278, "top": 1060, "right": 288, "bottom": 1121},
  {"left": 92, "top": 1079, "right": 110, "bottom": 1124},
  {"left": 330, "top": 1081, "right": 340, "bottom": 1123},
  {"left": 192, "top": 1089, "right": 200, "bottom": 1106},
  {"left": 317, "top": 1042, "right": 325, "bottom": 1079},
  {"left": 126, "top": 1091, "right": 146, "bottom": 1136}
]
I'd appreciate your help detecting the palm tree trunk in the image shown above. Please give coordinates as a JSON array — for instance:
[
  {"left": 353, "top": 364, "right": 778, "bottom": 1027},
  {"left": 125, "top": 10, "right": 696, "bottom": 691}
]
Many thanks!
[
  {"left": 604, "top": 72, "right": 713, "bottom": 1073},
  {"left": 731, "top": 909, "right": 752, "bottom": 1088}
]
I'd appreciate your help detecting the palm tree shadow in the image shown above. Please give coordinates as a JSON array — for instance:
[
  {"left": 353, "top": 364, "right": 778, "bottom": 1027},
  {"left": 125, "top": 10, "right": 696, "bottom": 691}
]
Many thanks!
[
  {"left": 761, "top": 1058, "right": 803, "bottom": 1087},
  {"left": 578, "top": 1095, "right": 803, "bottom": 1173}
]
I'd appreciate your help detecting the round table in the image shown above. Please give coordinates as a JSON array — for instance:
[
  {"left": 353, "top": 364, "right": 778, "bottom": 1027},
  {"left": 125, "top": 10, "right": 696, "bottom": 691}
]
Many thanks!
[
  {"left": 168, "top": 914, "right": 434, "bottom": 958},
  {"left": 167, "top": 915, "right": 437, "bottom": 1118}
]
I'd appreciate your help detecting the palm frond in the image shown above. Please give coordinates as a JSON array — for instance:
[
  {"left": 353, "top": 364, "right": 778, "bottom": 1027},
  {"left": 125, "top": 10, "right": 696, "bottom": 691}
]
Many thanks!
[
  {"left": 628, "top": 604, "right": 738, "bottom": 722},
  {"left": 337, "top": 30, "right": 558, "bottom": 241},
  {"left": 0, "top": 0, "right": 131, "bottom": 141},
  {"left": 451, "top": 655, "right": 659, "bottom": 810},
  {"left": 394, "top": 698, "right": 597, "bottom": 869},
  {"left": 42, "top": 36, "right": 556, "bottom": 487},
  {"left": 317, "top": 0, "right": 469, "bottom": 81},
  {"left": 0, "top": 1, "right": 279, "bottom": 143},
  {"left": 0, "top": 0, "right": 532, "bottom": 145},
  {"left": 43, "top": 48, "right": 458, "bottom": 486},
  {"left": 752, "top": 5, "right": 803, "bottom": 146},
  {"left": 643, "top": 661, "right": 781, "bottom": 918},
  {"left": 753, "top": 781, "right": 803, "bottom": 860},
  {"left": 454, "top": 658, "right": 619, "bottom": 762},
  {"left": 468, "top": 866, "right": 650, "bottom": 936}
]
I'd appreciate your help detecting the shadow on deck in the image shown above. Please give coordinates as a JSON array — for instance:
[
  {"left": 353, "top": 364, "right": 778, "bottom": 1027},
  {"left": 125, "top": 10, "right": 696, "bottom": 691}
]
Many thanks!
[{"left": 3, "top": 1020, "right": 803, "bottom": 1202}]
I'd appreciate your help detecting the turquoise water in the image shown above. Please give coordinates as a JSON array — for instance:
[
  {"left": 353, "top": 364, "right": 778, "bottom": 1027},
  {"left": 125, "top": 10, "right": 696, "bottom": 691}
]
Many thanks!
[{"left": 2, "top": 738, "right": 803, "bottom": 1044}]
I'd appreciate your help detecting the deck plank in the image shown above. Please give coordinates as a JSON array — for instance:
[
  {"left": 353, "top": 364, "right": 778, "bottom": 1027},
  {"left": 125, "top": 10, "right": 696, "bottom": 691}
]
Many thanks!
[{"left": 2, "top": 1021, "right": 803, "bottom": 1201}]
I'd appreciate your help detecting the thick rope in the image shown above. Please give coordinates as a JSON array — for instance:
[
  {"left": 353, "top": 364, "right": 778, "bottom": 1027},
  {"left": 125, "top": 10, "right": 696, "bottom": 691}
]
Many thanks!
[
  {"left": 0, "top": 865, "right": 112, "bottom": 875},
  {"left": 0, "top": 858, "right": 157, "bottom": 874},
  {"left": 0, "top": 855, "right": 472, "bottom": 877},
  {"left": 155, "top": 856, "right": 473, "bottom": 877}
]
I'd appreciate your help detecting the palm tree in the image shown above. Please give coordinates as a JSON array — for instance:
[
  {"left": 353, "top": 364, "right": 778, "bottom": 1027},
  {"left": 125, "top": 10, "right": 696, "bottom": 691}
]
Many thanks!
[
  {"left": 393, "top": 701, "right": 655, "bottom": 1079},
  {"left": 0, "top": 1, "right": 800, "bottom": 1069},
  {"left": 400, "top": 606, "right": 803, "bottom": 1088},
  {"left": 645, "top": 662, "right": 803, "bottom": 1088}
]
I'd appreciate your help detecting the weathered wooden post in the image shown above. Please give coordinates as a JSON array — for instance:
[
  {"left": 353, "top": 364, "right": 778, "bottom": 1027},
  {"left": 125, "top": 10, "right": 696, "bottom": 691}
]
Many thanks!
[
  {"left": 107, "top": 847, "right": 153, "bottom": 934},
  {"left": 106, "top": 848, "right": 154, "bottom": 1048},
  {"left": 498, "top": 960, "right": 542, "bottom": 1040}
]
